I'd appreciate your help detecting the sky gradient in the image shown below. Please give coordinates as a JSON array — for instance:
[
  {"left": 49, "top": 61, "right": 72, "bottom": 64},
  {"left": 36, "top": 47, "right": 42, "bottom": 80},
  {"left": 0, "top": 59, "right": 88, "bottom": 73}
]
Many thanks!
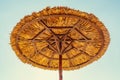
[{"left": 0, "top": 0, "right": 120, "bottom": 80}]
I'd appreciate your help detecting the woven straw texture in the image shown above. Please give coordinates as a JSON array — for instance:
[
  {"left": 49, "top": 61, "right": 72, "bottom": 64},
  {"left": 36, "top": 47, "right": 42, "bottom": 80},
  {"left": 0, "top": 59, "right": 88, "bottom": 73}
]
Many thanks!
[{"left": 10, "top": 7, "right": 110, "bottom": 70}]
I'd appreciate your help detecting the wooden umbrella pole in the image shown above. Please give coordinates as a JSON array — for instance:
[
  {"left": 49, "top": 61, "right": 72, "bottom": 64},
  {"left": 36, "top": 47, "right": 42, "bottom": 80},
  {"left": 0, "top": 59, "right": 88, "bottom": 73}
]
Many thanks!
[{"left": 59, "top": 55, "right": 63, "bottom": 80}]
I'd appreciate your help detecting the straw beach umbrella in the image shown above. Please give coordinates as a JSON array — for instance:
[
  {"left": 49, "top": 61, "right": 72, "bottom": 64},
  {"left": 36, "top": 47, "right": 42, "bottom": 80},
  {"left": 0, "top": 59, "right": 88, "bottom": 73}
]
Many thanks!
[{"left": 10, "top": 7, "right": 110, "bottom": 80}]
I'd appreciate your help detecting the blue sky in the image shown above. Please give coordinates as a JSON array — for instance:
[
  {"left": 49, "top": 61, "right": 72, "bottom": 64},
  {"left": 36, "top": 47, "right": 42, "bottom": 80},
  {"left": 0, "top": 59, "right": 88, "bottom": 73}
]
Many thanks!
[{"left": 0, "top": 0, "right": 120, "bottom": 80}]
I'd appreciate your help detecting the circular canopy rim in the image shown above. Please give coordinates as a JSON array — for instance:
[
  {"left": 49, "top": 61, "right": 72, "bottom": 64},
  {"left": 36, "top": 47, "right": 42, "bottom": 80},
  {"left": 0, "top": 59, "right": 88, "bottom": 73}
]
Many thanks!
[{"left": 10, "top": 7, "right": 110, "bottom": 70}]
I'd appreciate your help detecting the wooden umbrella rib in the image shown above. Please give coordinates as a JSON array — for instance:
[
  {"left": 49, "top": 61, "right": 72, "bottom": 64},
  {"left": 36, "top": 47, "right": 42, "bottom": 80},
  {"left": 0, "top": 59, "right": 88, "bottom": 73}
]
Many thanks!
[
  {"left": 63, "top": 45, "right": 73, "bottom": 53},
  {"left": 31, "top": 41, "right": 55, "bottom": 60},
  {"left": 48, "top": 26, "right": 73, "bottom": 28},
  {"left": 62, "top": 41, "right": 73, "bottom": 53},
  {"left": 79, "top": 49, "right": 94, "bottom": 57},
  {"left": 31, "top": 28, "right": 46, "bottom": 40},
  {"left": 45, "top": 44, "right": 56, "bottom": 52},
  {"left": 75, "top": 28, "right": 90, "bottom": 40},
  {"left": 46, "top": 40, "right": 58, "bottom": 53},
  {"left": 72, "top": 44, "right": 92, "bottom": 57},
  {"left": 39, "top": 20, "right": 59, "bottom": 39},
  {"left": 62, "top": 19, "right": 80, "bottom": 37},
  {"left": 69, "top": 52, "right": 82, "bottom": 59},
  {"left": 72, "top": 39, "right": 92, "bottom": 42}
]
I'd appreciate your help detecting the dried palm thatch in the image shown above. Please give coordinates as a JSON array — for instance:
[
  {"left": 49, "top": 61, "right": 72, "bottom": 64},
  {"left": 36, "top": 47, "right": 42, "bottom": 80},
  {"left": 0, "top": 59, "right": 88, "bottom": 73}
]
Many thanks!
[{"left": 10, "top": 6, "right": 110, "bottom": 70}]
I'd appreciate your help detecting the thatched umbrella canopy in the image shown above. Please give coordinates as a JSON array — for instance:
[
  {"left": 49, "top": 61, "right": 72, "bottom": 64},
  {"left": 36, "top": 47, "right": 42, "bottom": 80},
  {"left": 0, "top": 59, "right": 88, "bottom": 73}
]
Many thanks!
[{"left": 10, "top": 7, "right": 110, "bottom": 80}]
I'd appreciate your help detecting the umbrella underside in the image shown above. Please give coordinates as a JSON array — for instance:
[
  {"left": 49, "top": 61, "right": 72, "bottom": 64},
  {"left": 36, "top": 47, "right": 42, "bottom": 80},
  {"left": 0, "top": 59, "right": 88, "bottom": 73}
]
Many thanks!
[{"left": 10, "top": 7, "right": 110, "bottom": 70}]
